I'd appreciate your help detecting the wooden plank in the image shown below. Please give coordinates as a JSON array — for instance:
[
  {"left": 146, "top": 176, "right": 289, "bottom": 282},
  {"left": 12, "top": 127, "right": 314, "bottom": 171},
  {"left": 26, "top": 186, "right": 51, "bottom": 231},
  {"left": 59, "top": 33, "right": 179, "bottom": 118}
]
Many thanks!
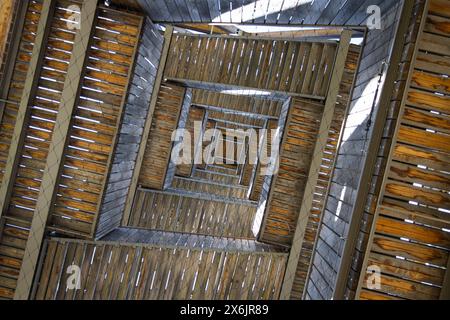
[
  {"left": 280, "top": 30, "right": 352, "bottom": 300},
  {"left": 330, "top": 0, "right": 417, "bottom": 300},
  {"left": 14, "top": 0, "right": 98, "bottom": 300},
  {"left": 91, "top": 12, "right": 143, "bottom": 238},
  {"left": 0, "top": 0, "right": 54, "bottom": 216},
  {"left": 440, "top": 256, "right": 450, "bottom": 299},
  {"left": 122, "top": 26, "right": 174, "bottom": 226},
  {"left": 355, "top": 0, "right": 450, "bottom": 300}
]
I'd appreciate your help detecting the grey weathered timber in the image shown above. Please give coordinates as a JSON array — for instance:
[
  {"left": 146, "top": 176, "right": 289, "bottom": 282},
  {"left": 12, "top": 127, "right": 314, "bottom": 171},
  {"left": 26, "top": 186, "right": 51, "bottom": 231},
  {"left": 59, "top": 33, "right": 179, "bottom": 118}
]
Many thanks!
[
  {"left": 174, "top": 176, "right": 247, "bottom": 190},
  {"left": 138, "top": 187, "right": 258, "bottom": 207},
  {"left": 92, "top": 14, "right": 144, "bottom": 238},
  {"left": 122, "top": 26, "right": 174, "bottom": 226},
  {"left": 302, "top": 31, "right": 366, "bottom": 301},
  {"left": 304, "top": 1, "right": 404, "bottom": 300},
  {"left": 212, "top": 118, "right": 264, "bottom": 129},
  {"left": 102, "top": 227, "right": 286, "bottom": 253},
  {"left": 163, "top": 88, "right": 192, "bottom": 189},
  {"left": 167, "top": 77, "right": 325, "bottom": 101},
  {"left": 136, "top": 0, "right": 397, "bottom": 28},
  {"left": 94, "top": 18, "right": 164, "bottom": 239},
  {"left": 347, "top": 0, "right": 420, "bottom": 300},
  {"left": 193, "top": 103, "right": 279, "bottom": 120},
  {"left": 280, "top": 29, "right": 352, "bottom": 300},
  {"left": 14, "top": 0, "right": 99, "bottom": 300},
  {"left": 0, "top": 0, "right": 55, "bottom": 216}
]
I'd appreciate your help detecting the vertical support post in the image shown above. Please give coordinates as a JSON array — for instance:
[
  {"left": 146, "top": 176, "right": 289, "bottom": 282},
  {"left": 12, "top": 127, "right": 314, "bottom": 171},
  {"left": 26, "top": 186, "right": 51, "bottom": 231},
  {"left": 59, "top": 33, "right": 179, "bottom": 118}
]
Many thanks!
[
  {"left": 333, "top": 0, "right": 416, "bottom": 300},
  {"left": 122, "top": 25, "right": 174, "bottom": 226},
  {"left": 279, "top": 29, "right": 352, "bottom": 300},
  {"left": 0, "top": 0, "right": 55, "bottom": 217},
  {"left": 14, "top": 0, "right": 98, "bottom": 300}
]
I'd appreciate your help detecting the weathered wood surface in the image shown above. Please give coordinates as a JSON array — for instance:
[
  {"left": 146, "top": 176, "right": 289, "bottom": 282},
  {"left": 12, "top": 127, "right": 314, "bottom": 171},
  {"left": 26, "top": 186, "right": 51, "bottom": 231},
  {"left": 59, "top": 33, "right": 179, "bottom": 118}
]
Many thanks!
[
  {"left": 15, "top": 0, "right": 100, "bottom": 300},
  {"left": 33, "top": 238, "right": 287, "bottom": 300},
  {"left": 137, "top": 0, "right": 398, "bottom": 28},
  {"left": 138, "top": 82, "right": 186, "bottom": 189},
  {"left": 0, "top": 0, "right": 42, "bottom": 185},
  {"left": 358, "top": 0, "right": 450, "bottom": 300},
  {"left": 0, "top": 0, "right": 77, "bottom": 299},
  {"left": 290, "top": 43, "right": 361, "bottom": 300},
  {"left": 175, "top": 105, "right": 205, "bottom": 177},
  {"left": 171, "top": 177, "right": 247, "bottom": 199},
  {"left": 0, "top": 0, "right": 17, "bottom": 81},
  {"left": 191, "top": 89, "right": 283, "bottom": 118},
  {"left": 305, "top": 1, "right": 406, "bottom": 300},
  {"left": 103, "top": 227, "right": 286, "bottom": 253},
  {"left": 164, "top": 34, "right": 337, "bottom": 99},
  {"left": 47, "top": 6, "right": 142, "bottom": 238},
  {"left": 95, "top": 17, "right": 164, "bottom": 239},
  {"left": 259, "top": 98, "right": 325, "bottom": 246},
  {"left": 0, "top": 3, "right": 143, "bottom": 298},
  {"left": 128, "top": 189, "right": 258, "bottom": 239},
  {"left": 249, "top": 119, "right": 279, "bottom": 201}
]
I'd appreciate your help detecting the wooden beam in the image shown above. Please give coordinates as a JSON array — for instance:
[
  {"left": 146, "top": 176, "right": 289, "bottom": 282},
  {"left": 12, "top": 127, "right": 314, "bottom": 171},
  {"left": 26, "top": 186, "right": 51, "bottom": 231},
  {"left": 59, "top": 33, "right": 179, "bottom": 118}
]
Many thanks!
[
  {"left": 252, "top": 28, "right": 345, "bottom": 40},
  {"left": 279, "top": 29, "right": 352, "bottom": 300},
  {"left": 212, "top": 118, "right": 263, "bottom": 129},
  {"left": 0, "top": 0, "right": 55, "bottom": 217},
  {"left": 302, "top": 29, "right": 366, "bottom": 300},
  {"left": 0, "top": 0, "right": 16, "bottom": 66},
  {"left": 174, "top": 176, "right": 247, "bottom": 190},
  {"left": 248, "top": 119, "right": 269, "bottom": 195},
  {"left": 174, "top": 28, "right": 342, "bottom": 43},
  {"left": 122, "top": 25, "right": 174, "bottom": 226},
  {"left": 332, "top": 0, "right": 417, "bottom": 300},
  {"left": 162, "top": 87, "right": 191, "bottom": 189},
  {"left": 193, "top": 103, "right": 279, "bottom": 120},
  {"left": 14, "top": 0, "right": 98, "bottom": 300},
  {"left": 167, "top": 77, "right": 324, "bottom": 101},
  {"left": 258, "top": 98, "right": 293, "bottom": 240},
  {"left": 160, "top": 22, "right": 366, "bottom": 31},
  {"left": 354, "top": 0, "right": 450, "bottom": 300},
  {"left": 440, "top": 256, "right": 450, "bottom": 299},
  {"left": 0, "top": 0, "right": 26, "bottom": 124},
  {"left": 138, "top": 187, "right": 258, "bottom": 207},
  {"left": 191, "top": 110, "right": 209, "bottom": 177}
]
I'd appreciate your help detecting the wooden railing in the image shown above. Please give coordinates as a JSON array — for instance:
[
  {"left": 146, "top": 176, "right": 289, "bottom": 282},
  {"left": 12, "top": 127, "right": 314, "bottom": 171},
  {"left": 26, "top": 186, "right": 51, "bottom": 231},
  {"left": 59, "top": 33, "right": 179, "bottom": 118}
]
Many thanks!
[
  {"left": 164, "top": 34, "right": 338, "bottom": 99},
  {"left": 33, "top": 237, "right": 288, "bottom": 300}
]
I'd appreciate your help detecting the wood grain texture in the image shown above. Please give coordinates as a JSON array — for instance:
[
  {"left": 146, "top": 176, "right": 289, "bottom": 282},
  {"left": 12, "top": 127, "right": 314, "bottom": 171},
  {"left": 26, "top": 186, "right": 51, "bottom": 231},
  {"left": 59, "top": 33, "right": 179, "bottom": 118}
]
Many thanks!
[
  {"left": 357, "top": 1, "right": 450, "bottom": 300},
  {"left": 33, "top": 238, "right": 287, "bottom": 300}
]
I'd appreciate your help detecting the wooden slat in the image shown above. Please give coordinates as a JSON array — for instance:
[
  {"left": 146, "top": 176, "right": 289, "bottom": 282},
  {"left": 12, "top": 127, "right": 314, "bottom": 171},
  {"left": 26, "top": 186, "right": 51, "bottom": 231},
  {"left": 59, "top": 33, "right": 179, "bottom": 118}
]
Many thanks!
[
  {"left": 164, "top": 34, "right": 337, "bottom": 99},
  {"left": 280, "top": 30, "right": 352, "bottom": 300},
  {"left": 33, "top": 238, "right": 288, "bottom": 300},
  {"left": 138, "top": 83, "right": 186, "bottom": 189},
  {"left": 356, "top": 1, "right": 450, "bottom": 300},
  {"left": 122, "top": 26, "right": 174, "bottom": 226},
  {"left": 14, "top": 0, "right": 99, "bottom": 300},
  {"left": 0, "top": 0, "right": 53, "bottom": 215}
]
